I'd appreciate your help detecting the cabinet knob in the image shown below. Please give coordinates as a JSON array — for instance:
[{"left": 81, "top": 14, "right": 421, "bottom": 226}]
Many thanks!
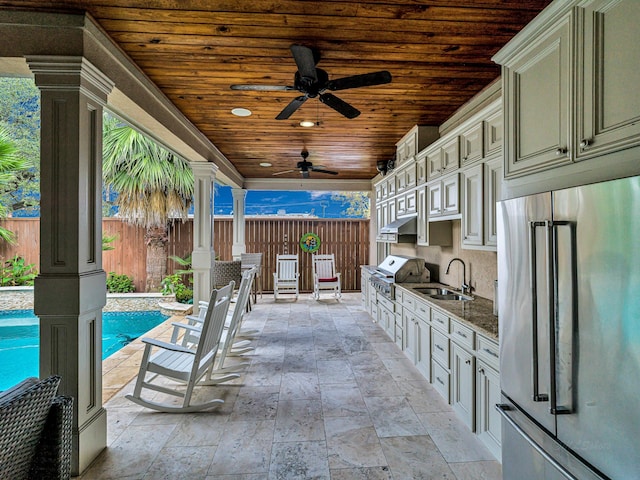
[
  {"left": 479, "top": 368, "right": 485, "bottom": 374},
  {"left": 556, "top": 147, "right": 567, "bottom": 156},
  {"left": 465, "top": 359, "right": 471, "bottom": 365},
  {"left": 580, "top": 138, "right": 592, "bottom": 149}
]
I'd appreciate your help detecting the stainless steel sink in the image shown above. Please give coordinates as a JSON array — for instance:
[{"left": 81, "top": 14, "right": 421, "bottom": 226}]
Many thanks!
[
  {"left": 429, "top": 293, "right": 473, "bottom": 301},
  {"left": 413, "top": 287, "right": 453, "bottom": 295}
]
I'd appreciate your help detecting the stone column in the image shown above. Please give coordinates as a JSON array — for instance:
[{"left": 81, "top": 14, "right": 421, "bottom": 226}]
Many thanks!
[
  {"left": 191, "top": 162, "right": 217, "bottom": 305},
  {"left": 231, "top": 188, "right": 247, "bottom": 259},
  {"left": 28, "top": 56, "right": 113, "bottom": 475}
]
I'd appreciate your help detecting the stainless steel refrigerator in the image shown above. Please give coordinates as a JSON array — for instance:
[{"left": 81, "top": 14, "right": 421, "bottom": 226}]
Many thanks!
[{"left": 497, "top": 175, "right": 640, "bottom": 480}]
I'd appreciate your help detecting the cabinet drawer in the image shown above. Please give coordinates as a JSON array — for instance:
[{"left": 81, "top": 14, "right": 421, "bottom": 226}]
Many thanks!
[
  {"left": 451, "top": 319, "right": 475, "bottom": 350},
  {"left": 431, "top": 309, "right": 450, "bottom": 333},
  {"left": 476, "top": 335, "right": 500, "bottom": 371},
  {"left": 432, "top": 358, "right": 450, "bottom": 403},
  {"left": 377, "top": 294, "right": 395, "bottom": 313},
  {"left": 415, "top": 299, "right": 430, "bottom": 320},
  {"left": 431, "top": 329, "right": 450, "bottom": 368},
  {"left": 400, "top": 291, "right": 416, "bottom": 312}
]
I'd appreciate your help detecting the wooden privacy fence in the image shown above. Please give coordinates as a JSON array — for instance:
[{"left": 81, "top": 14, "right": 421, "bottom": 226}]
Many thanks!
[{"left": 0, "top": 217, "right": 369, "bottom": 293}]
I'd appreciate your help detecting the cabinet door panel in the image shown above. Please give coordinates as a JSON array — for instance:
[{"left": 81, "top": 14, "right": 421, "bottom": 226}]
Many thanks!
[
  {"left": 461, "top": 122, "right": 484, "bottom": 166},
  {"left": 505, "top": 13, "right": 572, "bottom": 177},
  {"left": 441, "top": 137, "right": 460, "bottom": 173},
  {"left": 578, "top": 0, "right": 640, "bottom": 159},
  {"left": 476, "top": 362, "right": 502, "bottom": 459},
  {"left": 462, "top": 165, "right": 483, "bottom": 246},
  {"left": 484, "top": 110, "right": 503, "bottom": 157},
  {"left": 452, "top": 343, "right": 475, "bottom": 430},
  {"left": 428, "top": 182, "right": 442, "bottom": 216},
  {"left": 442, "top": 174, "right": 459, "bottom": 215},
  {"left": 484, "top": 157, "right": 502, "bottom": 247}
]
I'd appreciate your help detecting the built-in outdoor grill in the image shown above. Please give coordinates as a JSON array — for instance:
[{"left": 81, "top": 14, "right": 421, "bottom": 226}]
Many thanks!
[{"left": 369, "top": 255, "right": 430, "bottom": 300}]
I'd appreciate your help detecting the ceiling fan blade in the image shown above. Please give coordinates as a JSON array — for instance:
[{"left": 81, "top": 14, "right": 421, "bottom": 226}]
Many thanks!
[
  {"left": 272, "top": 169, "right": 297, "bottom": 176},
  {"left": 230, "top": 84, "right": 295, "bottom": 91},
  {"left": 290, "top": 44, "right": 318, "bottom": 83},
  {"left": 311, "top": 166, "right": 339, "bottom": 175},
  {"left": 319, "top": 93, "right": 360, "bottom": 119},
  {"left": 275, "top": 95, "right": 308, "bottom": 120},
  {"left": 326, "top": 71, "right": 392, "bottom": 91}
]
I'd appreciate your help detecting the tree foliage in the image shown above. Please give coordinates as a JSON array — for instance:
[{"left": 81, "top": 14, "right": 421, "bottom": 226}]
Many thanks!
[
  {"left": 330, "top": 191, "right": 370, "bottom": 218},
  {"left": 0, "top": 128, "right": 32, "bottom": 242},
  {"left": 102, "top": 113, "right": 194, "bottom": 227},
  {"left": 0, "top": 78, "right": 40, "bottom": 216}
]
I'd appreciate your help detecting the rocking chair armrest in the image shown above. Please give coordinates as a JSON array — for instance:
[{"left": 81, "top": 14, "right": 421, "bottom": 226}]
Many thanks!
[
  {"left": 171, "top": 322, "right": 202, "bottom": 333},
  {"left": 140, "top": 337, "right": 195, "bottom": 354}
]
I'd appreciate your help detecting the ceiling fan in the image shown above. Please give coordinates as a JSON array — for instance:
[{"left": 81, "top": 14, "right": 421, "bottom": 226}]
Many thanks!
[
  {"left": 230, "top": 44, "right": 392, "bottom": 120},
  {"left": 272, "top": 149, "right": 339, "bottom": 178}
]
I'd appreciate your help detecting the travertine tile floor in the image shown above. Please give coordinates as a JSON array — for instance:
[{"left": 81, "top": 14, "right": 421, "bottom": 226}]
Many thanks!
[{"left": 78, "top": 293, "right": 501, "bottom": 480}]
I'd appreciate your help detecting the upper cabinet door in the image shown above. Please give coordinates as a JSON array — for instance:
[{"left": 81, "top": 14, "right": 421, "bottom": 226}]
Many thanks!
[
  {"left": 503, "top": 11, "right": 573, "bottom": 178},
  {"left": 577, "top": 0, "right": 640, "bottom": 159},
  {"left": 460, "top": 122, "right": 484, "bottom": 166},
  {"left": 441, "top": 137, "right": 460, "bottom": 174}
]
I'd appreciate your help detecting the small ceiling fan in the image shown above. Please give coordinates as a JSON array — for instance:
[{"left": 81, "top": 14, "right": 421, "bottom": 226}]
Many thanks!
[
  {"left": 231, "top": 44, "right": 392, "bottom": 120},
  {"left": 272, "top": 149, "right": 338, "bottom": 178}
]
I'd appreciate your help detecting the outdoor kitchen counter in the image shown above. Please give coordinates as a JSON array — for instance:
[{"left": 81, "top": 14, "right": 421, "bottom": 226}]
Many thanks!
[{"left": 396, "top": 283, "right": 499, "bottom": 340}]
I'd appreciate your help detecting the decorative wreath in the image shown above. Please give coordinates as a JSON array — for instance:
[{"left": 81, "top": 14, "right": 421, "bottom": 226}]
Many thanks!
[{"left": 299, "top": 232, "right": 321, "bottom": 253}]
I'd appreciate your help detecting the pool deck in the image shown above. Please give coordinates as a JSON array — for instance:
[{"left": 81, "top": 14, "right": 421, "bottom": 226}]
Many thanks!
[{"left": 101, "top": 314, "right": 182, "bottom": 403}]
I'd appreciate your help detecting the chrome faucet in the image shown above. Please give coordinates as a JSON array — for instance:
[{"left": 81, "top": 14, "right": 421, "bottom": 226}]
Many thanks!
[{"left": 446, "top": 258, "right": 471, "bottom": 295}]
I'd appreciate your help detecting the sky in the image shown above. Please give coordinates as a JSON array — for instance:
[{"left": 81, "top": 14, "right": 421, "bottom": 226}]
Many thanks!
[{"left": 214, "top": 186, "right": 361, "bottom": 218}]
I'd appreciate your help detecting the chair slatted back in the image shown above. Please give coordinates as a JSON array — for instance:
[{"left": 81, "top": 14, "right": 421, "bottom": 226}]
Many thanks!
[
  {"left": 276, "top": 254, "right": 299, "bottom": 281},
  {"left": 196, "top": 282, "right": 234, "bottom": 370},
  {"left": 241, "top": 253, "right": 263, "bottom": 274},
  {"left": 313, "top": 254, "right": 336, "bottom": 279}
]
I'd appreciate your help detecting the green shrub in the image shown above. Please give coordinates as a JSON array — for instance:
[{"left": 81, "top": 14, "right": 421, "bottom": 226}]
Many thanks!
[
  {"left": 106, "top": 272, "right": 135, "bottom": 293},
  {"left": 160, "top": 273, "right": 193, "bottom": 304},
  {"left": 0, "top": 255, "right": 37, "bottom": 286}
]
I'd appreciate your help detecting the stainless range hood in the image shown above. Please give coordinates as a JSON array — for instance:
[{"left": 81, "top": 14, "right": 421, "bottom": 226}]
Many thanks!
[{"left": 377, "top": 215, "right": 417, "bottom": 243}]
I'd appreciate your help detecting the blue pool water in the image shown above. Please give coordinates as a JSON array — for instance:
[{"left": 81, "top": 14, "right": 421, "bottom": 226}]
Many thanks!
[{"left": 0, "top": 309, "right": 168, "bottom": 391}]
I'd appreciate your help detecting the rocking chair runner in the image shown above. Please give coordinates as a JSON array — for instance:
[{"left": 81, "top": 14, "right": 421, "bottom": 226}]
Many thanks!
[
  {"left": 312, "top": 253, "right": 342, "bottom": 300},
  {"left": 273, "top": 254, "right": 300, "bottom": 300},
  {"left": 125, "top": 282, "right": 234, "bottom": 413}
]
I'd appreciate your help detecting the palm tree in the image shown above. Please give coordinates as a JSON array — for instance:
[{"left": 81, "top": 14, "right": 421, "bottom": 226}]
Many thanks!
[
  {"left": 102, "top": 114, "right": 194, "bottom": 291},
  {"left": 0, "top": 127, "right": 30, "bottom": 244}
]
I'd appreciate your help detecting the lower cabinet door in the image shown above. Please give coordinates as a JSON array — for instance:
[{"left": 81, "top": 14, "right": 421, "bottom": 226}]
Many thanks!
[
  {"left": 451, "top": 342, "right": 475, "bottom": 430},
  {"left": 416, "top": 319, "right": 431, "bottom": 381},
  {"left": 476, "top": 360, "right": 502, "bottom": 460}
]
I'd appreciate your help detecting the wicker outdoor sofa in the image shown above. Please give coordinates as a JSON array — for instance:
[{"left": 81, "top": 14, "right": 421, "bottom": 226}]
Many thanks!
[{"left": 0, "top": 375, "right": 73, "bottom": 480}]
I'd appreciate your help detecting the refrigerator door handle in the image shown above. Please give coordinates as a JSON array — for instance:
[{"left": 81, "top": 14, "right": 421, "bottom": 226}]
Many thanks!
[
  {"left": 497, "top": 404, "right": 579, "bottom": 480},
  {"left": 530, "top": 221, "right": 549, "bottom": 402},
  {"left": 549, "top": 220, "right": 575, "bottom": 415}
]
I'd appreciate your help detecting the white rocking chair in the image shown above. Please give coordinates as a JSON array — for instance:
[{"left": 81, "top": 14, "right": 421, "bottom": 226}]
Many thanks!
[
  {"left": 273, "top": 254, "right": 300, "bottom": 300},
  {"left": 125, "top": 282, "right": 234, "bottom": 413},
  {"left": 312, "top": 253, "right": 342, "bottom": 300}
]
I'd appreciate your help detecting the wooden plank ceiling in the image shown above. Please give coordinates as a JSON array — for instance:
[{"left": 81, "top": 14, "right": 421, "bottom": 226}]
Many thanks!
[{"left": 2, "top": 0, "right": 552, "bottom": 183}]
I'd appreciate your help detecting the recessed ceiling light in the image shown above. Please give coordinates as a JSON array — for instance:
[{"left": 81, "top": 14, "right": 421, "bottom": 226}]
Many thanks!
[
  {"left": 259, "top": 162, "right": 272, "bottom": 167},
  {"left": 231, "top": 108, "right": 252, "bottom": 117},
  {"left": 299, "top": 120, "right": 315, "bottom": 127}
]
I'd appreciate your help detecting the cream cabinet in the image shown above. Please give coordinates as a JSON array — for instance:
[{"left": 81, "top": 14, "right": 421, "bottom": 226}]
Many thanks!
[
  {"left": 428, "top": 173, "right": 459, "bottom": 220},
  {"left": 462, "top": 157, "right": 501, "bottom": 250},
  {"left": 484, "top": 109, "right": 503, "bottom": 157},
  {"left": 460, "top": 122, "right": 484, "bottom": 166},
  {"left": 417, "top": 186, "right": 452, "bottom": 247},
  {"left": 416, "top": 151, "right": 428, "bottom": 185},
  {"left": 498, "top": 9, "right": 573, "bottom": 178},
  {"left": 395, "top": 162, "right": 416, "bottom": 194},
  {"left": 461, "top": 164, "right": 483, "bottom": 247},
  {"left": 483, "top": 157, "right": 502, "bottom": 247},
  {"left": 426, "top": 137, "right": 460, "bottom": 181},
  {"left": 496, "top": 0, "right": 640, "bottom": 181},
  {"left": 576, "top": 0, "right": 640, "bottom": 160},
  {"left": 399, "top": 189, "right": 417, "bottom": 216},
  {"left": 476, "top": 360, "right": 501, "bottom": 460},
  {"left": 396, "top": 125, "right": 440, "bottom": 166},
  {"left": 452, "top": 342, "right": 475, "bottom": 430}
]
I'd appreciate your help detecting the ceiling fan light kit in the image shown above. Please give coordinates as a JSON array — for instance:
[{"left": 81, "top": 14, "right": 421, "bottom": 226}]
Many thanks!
[{"left": 272, "top": 149, "right": 339, "bottom": 178}]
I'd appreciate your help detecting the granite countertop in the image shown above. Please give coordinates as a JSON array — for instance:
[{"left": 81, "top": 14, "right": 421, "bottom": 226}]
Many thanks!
[{"left": 396, "top": 283, "right": 499, "bottom": 340}]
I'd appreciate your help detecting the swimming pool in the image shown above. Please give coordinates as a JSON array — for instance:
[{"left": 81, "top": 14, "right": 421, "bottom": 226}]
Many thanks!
[{"left": 0, "top": 309, "right": 169, "bottom": 391}]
